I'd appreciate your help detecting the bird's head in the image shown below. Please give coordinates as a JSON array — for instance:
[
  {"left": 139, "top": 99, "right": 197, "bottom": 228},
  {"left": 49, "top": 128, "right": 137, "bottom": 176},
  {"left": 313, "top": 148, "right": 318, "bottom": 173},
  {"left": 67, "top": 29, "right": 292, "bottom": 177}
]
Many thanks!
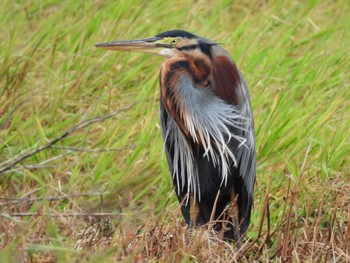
[{"left": 95, "top": 30, "right": 217, "bottom": 59}]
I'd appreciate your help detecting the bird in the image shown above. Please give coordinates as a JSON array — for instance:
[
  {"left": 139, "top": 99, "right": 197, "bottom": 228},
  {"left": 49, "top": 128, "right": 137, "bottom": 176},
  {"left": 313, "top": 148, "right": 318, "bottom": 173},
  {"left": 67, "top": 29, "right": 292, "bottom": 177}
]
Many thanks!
[{"left": 95, "top": 30, "right": 256, "bottom": 242}]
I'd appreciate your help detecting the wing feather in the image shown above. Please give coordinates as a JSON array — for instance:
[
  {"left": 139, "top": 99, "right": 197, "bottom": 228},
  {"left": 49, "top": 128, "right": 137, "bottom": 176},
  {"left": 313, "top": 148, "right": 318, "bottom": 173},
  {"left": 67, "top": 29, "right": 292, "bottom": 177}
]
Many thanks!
[{"left": 213, "top": 55, "right": 256, "bottom": 231}]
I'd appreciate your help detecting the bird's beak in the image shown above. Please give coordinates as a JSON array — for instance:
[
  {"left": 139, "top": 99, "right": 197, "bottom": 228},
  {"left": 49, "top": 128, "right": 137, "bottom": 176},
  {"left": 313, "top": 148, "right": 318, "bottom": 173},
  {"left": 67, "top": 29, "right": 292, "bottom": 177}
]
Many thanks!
[{"left": 95, "top": 37, "right": 172, "bottom": 56}]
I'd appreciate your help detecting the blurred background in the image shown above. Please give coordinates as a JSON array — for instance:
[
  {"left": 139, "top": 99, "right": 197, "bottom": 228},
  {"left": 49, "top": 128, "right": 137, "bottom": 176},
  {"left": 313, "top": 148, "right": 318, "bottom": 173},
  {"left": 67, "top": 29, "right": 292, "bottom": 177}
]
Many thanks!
[{"left": 1, "top": 1, "right": 349, "bottom": 261}]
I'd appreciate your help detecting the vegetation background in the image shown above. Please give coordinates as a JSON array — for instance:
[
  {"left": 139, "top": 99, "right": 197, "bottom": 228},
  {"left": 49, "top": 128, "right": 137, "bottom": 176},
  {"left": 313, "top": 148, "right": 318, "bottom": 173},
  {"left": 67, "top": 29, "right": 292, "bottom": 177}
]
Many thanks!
[{"left": 1, "top": 0, "right": 349, "bottom": 262}]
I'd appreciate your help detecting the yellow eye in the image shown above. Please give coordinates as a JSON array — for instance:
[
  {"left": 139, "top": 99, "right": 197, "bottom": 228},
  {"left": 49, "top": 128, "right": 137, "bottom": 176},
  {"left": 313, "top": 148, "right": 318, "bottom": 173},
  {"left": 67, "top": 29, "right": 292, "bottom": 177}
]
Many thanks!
[{"left": 170, "top": 39, "right": 178, "bottom": 45}]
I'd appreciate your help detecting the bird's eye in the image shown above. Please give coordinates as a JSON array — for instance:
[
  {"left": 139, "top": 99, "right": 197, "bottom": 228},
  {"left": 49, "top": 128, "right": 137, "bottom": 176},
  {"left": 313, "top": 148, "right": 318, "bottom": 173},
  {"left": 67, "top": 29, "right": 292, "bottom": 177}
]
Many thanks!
[{"left": 170, "top": 39, "right": 178, "bottom": 45}]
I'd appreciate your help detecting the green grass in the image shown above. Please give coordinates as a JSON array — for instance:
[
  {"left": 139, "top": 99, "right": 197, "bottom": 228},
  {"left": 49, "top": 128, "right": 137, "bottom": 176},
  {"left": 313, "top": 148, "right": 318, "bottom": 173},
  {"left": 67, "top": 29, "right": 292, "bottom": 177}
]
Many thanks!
[{"left": 1, "top": 0, "right": 350, "bottom": 261}]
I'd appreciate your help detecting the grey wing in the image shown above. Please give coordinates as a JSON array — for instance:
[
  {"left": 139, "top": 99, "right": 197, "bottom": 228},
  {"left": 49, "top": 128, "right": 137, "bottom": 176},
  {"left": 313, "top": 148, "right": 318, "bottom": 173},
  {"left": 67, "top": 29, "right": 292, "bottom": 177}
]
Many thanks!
[
  {"left": 230, "top": 73, "right": 256, "bottom": 233},
  {"left": 236, "top": 74, "right": 256, "bottom": 197}
]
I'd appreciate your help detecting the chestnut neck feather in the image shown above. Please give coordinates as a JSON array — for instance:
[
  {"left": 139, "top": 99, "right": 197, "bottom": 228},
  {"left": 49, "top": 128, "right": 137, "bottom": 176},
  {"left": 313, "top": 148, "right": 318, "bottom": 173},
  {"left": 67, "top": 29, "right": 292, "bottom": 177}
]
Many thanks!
[
  {"left": 212, "top": 55, "right": 241, "bottom": 105},
  {"left": 160, "top": 53, "right": 242, "bottom": 136},
  {"left": 160, "top": 56, "right": 212, "bottom": 137}
]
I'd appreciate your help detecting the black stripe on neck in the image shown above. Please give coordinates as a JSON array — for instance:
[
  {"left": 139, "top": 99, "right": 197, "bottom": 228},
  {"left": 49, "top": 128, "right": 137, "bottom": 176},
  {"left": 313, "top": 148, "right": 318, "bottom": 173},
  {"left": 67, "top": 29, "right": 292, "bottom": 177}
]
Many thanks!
[{"left": 177, "top": 45, "right": 198, "bottom": 51}]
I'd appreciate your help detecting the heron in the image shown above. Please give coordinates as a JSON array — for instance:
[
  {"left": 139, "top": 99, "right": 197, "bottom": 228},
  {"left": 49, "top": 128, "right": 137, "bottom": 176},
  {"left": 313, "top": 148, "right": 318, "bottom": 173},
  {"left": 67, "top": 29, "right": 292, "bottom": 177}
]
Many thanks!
[{"left": 95, "top": 30, "right": 256, "bottom": 241}]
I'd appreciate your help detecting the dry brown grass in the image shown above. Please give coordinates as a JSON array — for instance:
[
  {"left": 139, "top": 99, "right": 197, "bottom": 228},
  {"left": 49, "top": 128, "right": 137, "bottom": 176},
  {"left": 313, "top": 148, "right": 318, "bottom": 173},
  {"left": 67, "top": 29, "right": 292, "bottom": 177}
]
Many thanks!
[{"left": 1, "top": 174, "right": 349, "bottom": 262}]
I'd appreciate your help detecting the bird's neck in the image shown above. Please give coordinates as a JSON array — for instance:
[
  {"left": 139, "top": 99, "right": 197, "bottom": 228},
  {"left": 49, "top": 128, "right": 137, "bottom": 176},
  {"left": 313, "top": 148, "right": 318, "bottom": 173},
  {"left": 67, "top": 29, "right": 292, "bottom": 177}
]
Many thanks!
[{"left": 160, "top": 54, "right": 212, "bottom": 88}]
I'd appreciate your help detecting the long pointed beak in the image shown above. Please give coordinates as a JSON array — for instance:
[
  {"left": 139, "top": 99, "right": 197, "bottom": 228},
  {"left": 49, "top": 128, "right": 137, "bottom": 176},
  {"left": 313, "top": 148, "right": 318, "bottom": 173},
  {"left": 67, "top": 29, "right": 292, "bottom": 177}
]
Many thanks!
[{"left": 95, "top": 37, "right": 170, "bottom": 56}]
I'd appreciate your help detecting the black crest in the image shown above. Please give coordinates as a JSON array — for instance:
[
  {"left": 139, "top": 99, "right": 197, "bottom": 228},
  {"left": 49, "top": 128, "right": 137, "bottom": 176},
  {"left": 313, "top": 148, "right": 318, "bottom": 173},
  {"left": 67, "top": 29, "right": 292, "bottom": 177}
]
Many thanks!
[{"left": 156, "top": 30, "right": 198, "bottom": 39}]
